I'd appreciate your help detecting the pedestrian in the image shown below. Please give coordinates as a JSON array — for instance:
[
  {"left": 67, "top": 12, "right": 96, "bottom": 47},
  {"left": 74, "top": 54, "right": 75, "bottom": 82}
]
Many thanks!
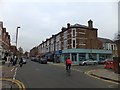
[
  {"left": 4, "top": 55, "right": 7, "bottom": 62},
  {"left": 19, "top": 57, "right": 23, "bottom": 67},
  {"left": 8, "top": 56, "right": 13, "bottom": 67},
  {"left": 14, "top": 56, "right": 18, "bottom": 66},
  {"left": 12, "top": 55, "right": 17, "bottom": 66}
]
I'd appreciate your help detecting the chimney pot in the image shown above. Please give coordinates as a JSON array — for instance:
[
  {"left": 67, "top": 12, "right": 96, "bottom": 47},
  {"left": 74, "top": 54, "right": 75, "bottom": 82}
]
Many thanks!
[
  {"left": 88, "top": 19, "right": 93, "bottom": 28},
  {"left": 67, "top": 23, "right": 70, "bottom": 28}
]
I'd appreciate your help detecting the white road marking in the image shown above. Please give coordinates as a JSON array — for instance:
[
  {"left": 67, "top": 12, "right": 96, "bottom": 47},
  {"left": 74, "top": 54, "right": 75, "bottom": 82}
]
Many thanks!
[
  {"left": 72, "top": 68, "right": 83, "bottom": 73},
  {"left": 13, "top": 67, "right": 18, "bottom": 80},
  {"left": 11, "top": 68, "right": 14, "bottom": 71}
]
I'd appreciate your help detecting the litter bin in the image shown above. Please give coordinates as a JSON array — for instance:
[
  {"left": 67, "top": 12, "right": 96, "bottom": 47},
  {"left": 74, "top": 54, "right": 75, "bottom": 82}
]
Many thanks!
[{"left": 113, "top": 57, "right": 120, "bottom": 74}]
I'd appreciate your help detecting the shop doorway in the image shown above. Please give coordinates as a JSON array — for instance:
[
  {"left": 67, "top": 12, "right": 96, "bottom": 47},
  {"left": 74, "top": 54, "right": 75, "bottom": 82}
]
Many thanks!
[{"left": 71, "top": 53, "right": 77, "bottom": 62}]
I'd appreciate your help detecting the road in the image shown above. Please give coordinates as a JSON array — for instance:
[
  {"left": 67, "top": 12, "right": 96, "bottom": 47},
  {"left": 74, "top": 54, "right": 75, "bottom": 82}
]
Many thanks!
[{"left": 16, "top": 59, "right": 118, "bottom": 88}]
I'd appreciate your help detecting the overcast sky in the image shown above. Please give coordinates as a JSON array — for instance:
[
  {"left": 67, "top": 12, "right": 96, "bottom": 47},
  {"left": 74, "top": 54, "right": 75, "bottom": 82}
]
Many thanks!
[{"left": 0, "top": 0, "right": 119, "bottom": 52}]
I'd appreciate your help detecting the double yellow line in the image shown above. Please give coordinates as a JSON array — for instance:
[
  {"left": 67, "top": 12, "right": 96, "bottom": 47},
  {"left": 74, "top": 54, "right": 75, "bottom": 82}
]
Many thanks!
[
  {"left": 0, "top": 78, "right": 25, "bottom": 90},
  {"left": 84, "top": 70, "right": 119, "bottom": 85}
]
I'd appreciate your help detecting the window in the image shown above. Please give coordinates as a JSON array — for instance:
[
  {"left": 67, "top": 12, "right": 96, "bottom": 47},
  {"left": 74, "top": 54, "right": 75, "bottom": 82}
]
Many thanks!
[
  {"left": 79, "top": 53, "right": 85, "bottom": 61},
  {"left": 64, "top": 31, "right": 67, "bottom": 40},
  {"left": 64, "top": 40, "right": 68, "bottom": 49},
  {"left": 73, "top": 30, "right": 75, "bottom": 37},
  {"left": 72, "top": 28, "right": 76, "bottom": 37},
  {"left": 79, "top": 40, "right": 86, "bottom": 46},
  {"left": 111, "top": 45, "right": 113, "bottom": 50},
  {"left": 79, "top": 32, "right": 85, "bottom": 34},
  {"left": 72, "top": 40, "right": 76, "bottom": 48}
]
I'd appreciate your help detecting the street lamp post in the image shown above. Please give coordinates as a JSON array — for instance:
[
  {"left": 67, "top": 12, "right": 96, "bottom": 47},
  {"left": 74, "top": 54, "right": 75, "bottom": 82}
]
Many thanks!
[{"left": 16, "top": 26, "right": 20, "bottom": 49}]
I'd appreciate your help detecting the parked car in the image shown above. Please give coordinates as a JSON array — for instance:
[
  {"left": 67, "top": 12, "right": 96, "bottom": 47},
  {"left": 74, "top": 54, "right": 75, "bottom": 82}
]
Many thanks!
[
  {"left": 98, "top": 59, "right": 106, "bottom": 64},
  {"left": 104, "top": 58, "right": 113, "bottom": 62},
  {"left": 79, "top": 59, "right": 98, "bottom": 66},
  {"left": 22, "top": 59, "right": 27, "bottom": 64},
  {"left": 31, "top": 56, "right": 36, "bottom": 61},
  {"left": 40, "top": 58, "right": 47, "bottom": 64}
]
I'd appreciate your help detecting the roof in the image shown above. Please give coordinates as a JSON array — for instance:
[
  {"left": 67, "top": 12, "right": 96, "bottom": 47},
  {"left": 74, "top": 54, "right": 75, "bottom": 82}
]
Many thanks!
[
  {"left": 70, "top": 24, "right": 88, "bottom": 28},
  {"left": 98, "top": 37, "right": 114, "bottom": 43},
  {"left": 70, "top": 23, "right": 98, "bottom": 30}
]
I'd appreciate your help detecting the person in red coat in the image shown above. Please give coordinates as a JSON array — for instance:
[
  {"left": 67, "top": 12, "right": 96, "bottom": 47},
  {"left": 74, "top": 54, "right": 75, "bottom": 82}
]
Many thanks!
[{"left": 65, "top": 58, "right": 72, "bottom": 70}]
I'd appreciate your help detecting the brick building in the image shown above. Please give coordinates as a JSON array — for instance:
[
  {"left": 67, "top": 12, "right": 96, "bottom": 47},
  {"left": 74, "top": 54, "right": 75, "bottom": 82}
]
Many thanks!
[
  {"left": 36, "top": 20, "right": 113, "bottom": 64},
  {"left": 98, "top": 37, "right": 118, "bottom": 58},
  {"left": 30, "top": 47, "right": 38, "bottom": 57},
  {"left": 0, "top": 21, "right": 11, "bottom": 59}
]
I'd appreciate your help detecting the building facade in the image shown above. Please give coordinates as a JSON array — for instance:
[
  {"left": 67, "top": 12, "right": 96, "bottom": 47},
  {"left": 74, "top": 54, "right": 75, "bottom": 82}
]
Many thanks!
[
  {"left": 98, "top": 37, "right": 118, "bottom": 57},
  {"left": 37, "top": 20, "right": 113, "bottom": 64},
  {"left": 0, "top": 21, "right": 11, "bottom": 60},
  {"left": 30, "top": 47, "right": 38, "bottom": 57}
]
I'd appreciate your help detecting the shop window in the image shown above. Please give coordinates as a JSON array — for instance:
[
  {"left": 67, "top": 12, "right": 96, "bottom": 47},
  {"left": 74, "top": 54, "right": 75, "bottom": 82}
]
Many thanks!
[
  {"left": 89, "top": 53, "right": 97, "bottom": 60},
  {"left": 79, "top": 53, "right": 85, "bottom": 61},
  {"left": 72, "top": 53, "right": 77, "bottom": 61},
  {"left": 64, "top": 53, "right": 70, "bottom": 61}
]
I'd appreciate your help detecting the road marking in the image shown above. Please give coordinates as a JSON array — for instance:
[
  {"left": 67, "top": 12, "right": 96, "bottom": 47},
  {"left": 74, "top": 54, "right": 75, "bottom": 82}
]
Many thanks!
[
  {"left": 13, "top": 67, "right": 18, "bottom": 80},
  {"left": 84, "top": 70, "right": 119, "bottom": 85},
  {"left": 11, "top": 68, "right": 14, "bottom": 71},
  {"left": 0, "top": 78, "right": 25, "bottom": 90},
  {"left": 72, "top": 68, "right": 83, "bottom": 73},
  {"left": 48, "top": 63, "right": 119, "bottom": 84}
]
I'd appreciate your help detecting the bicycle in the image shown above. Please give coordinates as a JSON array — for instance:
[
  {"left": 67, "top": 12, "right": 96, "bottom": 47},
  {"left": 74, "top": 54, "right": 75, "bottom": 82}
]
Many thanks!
[{"left": 66, "top": 68, "right": 71, "bottom": 76}]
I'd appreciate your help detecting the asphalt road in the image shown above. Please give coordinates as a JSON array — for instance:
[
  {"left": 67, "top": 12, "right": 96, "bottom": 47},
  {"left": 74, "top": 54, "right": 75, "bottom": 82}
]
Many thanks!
[{"left": 16, "top": 59, "right": 118, "bottom": 88}]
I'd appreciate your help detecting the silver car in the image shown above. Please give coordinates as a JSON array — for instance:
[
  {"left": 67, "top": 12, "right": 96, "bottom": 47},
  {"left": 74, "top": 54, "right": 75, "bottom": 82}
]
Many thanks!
[{"left": 79, "top": 59, "right": 98, "bottom": 66}]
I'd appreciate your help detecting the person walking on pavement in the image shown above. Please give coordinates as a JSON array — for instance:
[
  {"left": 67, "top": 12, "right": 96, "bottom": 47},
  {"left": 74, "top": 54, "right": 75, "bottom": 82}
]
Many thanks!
[
  {"left": 19, "top": 57, "right": 23, "bottom": 67},
  {"left": 4, "top": 55, "right": 7, "bottom": 62},
  {"left": 8, "top": 56, "right": 13, "bottom": 67},
  {"left": 12, "top": 55, "right": 17, "bottom": 66}
]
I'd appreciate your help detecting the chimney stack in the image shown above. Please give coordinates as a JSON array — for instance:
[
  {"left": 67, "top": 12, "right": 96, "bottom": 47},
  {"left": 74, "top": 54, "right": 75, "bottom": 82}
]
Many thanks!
[
  {"left": 67, "top": 23, "right": 70, "bottom": 28},
  {"left": 88, "top": 20, "right": 93, "bottom": 28},
  {"left": 0, "top": 21, "right": 3, "bottom": 28}
]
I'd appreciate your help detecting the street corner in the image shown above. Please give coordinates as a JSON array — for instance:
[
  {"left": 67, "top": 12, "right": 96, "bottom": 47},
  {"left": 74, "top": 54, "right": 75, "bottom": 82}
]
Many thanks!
[
  {"left": 0, "top": 78, "right": 26, "bottom": 90},
  {"left": 84, "top": 69, "right": 120, "bottom": 84}
]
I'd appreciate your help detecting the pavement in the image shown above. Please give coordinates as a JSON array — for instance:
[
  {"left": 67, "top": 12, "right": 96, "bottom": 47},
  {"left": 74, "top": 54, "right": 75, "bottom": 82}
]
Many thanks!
[
  {"left": 0, "top": 61, "right": 22, "bottom": 89},
  {"left": 0, "top": 62, "right": 120, "bottom": 89}
]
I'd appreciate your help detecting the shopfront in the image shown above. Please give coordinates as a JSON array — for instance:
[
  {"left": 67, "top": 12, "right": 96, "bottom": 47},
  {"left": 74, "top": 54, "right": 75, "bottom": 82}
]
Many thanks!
[
  {"left": 54, "top": 50, "right": 62, "bottom": 63},
  {"left": 61, "top": 49, "right": 113, "bottom": 64}
]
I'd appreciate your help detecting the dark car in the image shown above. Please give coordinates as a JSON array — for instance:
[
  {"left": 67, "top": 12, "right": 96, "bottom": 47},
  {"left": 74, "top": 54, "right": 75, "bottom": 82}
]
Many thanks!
[{"left": 40, "top": 58, "right": 47, "bottom": 64}]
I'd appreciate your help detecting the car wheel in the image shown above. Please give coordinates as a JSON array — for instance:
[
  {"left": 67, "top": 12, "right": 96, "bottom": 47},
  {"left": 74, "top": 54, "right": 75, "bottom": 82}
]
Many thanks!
[{"left": 83, "top": 63, "right": 87, "bottom": 66}]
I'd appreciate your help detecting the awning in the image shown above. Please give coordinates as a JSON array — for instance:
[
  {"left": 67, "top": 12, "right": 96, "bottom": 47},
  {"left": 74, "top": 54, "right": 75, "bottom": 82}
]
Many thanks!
[{"left": 54, "top": 50, "right": 62, "bottom": 54}]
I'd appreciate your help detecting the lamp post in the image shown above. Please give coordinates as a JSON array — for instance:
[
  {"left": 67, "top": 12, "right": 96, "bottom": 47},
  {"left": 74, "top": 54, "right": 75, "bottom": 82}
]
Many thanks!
[{"left": 16, "top": 26, "right": 20, "bottom": 49}]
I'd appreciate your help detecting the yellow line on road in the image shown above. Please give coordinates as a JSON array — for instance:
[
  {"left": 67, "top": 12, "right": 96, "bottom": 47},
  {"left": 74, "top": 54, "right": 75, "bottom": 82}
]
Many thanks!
[
  {"left": 15, "top": 79, "right": 26, "bottom": 90},
  {"left": 0, "top": 78, "right": 25, "bottom": 90},
  {"left": 84, "top": 70, "right": 119, "bottom": 85}
]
